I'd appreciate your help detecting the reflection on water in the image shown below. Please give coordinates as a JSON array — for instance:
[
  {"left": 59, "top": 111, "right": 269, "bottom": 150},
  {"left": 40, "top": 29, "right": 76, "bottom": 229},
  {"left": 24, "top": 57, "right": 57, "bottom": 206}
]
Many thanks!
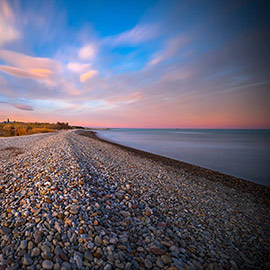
[{"left": 96, "top": 129, "right": 270, "bottom": 186}]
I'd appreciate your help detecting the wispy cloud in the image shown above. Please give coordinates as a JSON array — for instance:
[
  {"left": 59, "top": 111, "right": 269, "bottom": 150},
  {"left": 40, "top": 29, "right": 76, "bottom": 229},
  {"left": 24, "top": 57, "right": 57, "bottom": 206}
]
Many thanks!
[
  {"left": 0, "top": 0, "right": 20, "bottom": 46},
  {"left": 106, "top": 91, "right": 142, "bottom": 105},
  {"left": 0, "top": 50, "right": 61, "bottom": 72},
  {"left": 78, "top": 44, "right": 97, "bottom": 59},
  {"left": 148, "top": 35, "right": 191, "bottom": 66},
  {"left": 0, "top": 100, "right": 33, "bottom": 111},
  {"left": 67, "top": 62, "right": 91, "bottom": 73},
  {"left": 105, "top": 24, "right": 159, "bottom": 46},
  {"left": 0, "top": 65, "right": 53, "bottom": 79},
  {"left": 14, "top": 103, "right": 33, "bottom": 111},
  {"left": 80, "top": 70, "right": 98, "bottom": 82}
]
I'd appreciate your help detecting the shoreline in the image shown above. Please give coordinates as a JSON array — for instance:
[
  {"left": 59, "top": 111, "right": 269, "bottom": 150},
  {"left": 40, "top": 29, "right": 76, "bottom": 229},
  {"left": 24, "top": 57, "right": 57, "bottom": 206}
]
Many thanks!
[
  {"left": 87, "top": 129, "right": 270, "bottom": 187},
  {"left": 78, "top": 130, "right": 270, "bottom": 203},
  {"left": 0, "top": 130, "right": 269, "bottom": 269}
]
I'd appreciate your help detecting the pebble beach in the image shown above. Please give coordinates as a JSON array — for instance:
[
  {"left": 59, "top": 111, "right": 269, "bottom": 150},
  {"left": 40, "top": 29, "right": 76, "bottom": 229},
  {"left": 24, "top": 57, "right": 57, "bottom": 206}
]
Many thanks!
[{"left": 0, "top": 130, "right": 269, "bottom": 270}]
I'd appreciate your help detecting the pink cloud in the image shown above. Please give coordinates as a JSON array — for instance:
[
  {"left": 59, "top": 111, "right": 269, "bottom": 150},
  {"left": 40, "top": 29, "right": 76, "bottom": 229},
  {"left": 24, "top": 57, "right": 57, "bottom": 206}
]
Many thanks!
[
  {"left": 0, "top": 50, "right": 61, "bottom": 88},
  {"left": 0, "top": 50, "right": 61, "bottom": 72},
  {"left": 105, "top": 92, "right": 142, "bottom": 107},
  {"left": 61, "top": 81, "right": 81, "bottom": 96},
  {"left": 148, "top": 35, "right": 191, "bottom": 66},
  {"left": 67, "top": 62, "right": 91, "bottom": 73},
  {"left": 0, "top": 101, "right": 33, "bottom": 112},
  {"left": 0, "top": 0, "right": 20, "bottom": 46},
  {"left": 80, "top": 70, "right": 98, "bottom": 82},
  {"left": 149, "top": 56, "right": 162, "bottom": 66},
  {"left": 0, "top": 65, "right": 52, "bottom": 79},
  {"left": 14, "top": 103, "right": 33, "bottom": 111},
  {"left": 78, "top": 44, "right": 96, "bottom": 59}
]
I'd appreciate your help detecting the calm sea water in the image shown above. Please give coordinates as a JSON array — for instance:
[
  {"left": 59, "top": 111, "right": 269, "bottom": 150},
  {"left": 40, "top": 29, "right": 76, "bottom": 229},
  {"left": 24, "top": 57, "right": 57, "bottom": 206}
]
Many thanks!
[{"left": 96, "top": 129, "right": 270, "bottom": 186}]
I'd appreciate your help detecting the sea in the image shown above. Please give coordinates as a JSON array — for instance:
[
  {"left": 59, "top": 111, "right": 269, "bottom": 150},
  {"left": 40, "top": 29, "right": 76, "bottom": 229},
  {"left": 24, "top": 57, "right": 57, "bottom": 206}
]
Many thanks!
[{"left": 95, "top": 129, "right": 270, "bottom": 186}]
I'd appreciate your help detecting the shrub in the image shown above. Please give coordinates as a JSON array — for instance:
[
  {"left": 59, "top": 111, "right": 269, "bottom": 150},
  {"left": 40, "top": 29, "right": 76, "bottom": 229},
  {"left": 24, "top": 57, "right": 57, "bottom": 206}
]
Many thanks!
[{"left": 0, "top": 121, "right": 72, "bottom": 137}]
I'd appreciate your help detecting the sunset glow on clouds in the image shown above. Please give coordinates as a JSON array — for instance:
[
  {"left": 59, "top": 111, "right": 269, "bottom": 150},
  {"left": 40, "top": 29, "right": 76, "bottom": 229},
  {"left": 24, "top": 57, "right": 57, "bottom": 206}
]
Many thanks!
[{"left": 0, "top": 0, "right": 269, "bottom": 128}]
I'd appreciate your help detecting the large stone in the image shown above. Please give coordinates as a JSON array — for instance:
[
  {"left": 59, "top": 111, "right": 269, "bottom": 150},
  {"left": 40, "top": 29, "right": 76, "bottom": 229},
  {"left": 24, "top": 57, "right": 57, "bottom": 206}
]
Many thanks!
[
  {"left": 84, "top": 251, "right": 93, "bottom": 261},
  {"left": 42, "top": 260, "right": 54, "bottom": 269},
  {"left": 31, "top": 247, "right": 40, "bottom": 257},
  {"left": 149, "top": 246, "right": 165, "bottom": 255},
  {"left": 41, "top": 244, "right": 50, "bottom": 253},
  {"left": 54, "top": 223, "right": 61, "bottom": 233},
  {"left": 34, "top": 234, "right": 42, "bottom": 244},
  {"left": 20, "top": 240, "right": 27, "bottom": 249},
  {"left": 120, "top": 211, "right": 131, "bottom": 217},
  {"left": 74, "top": 254, "right": 82, "bottom": 269},
  {"left": 161, "top": 255, "right": 172, "bottom": 265},
  {"left": 60, "top": 252, "right": 69, "bottom": 262},
  {"left": 22, "top": 255, "right": 32, "bottom": 265},
  {"left": 69, "top": 205, "right": 80, "bottom": 214},
  {"left": 94, "top": 236, "right": 102, "bottom": 246},
  {"left": 54, "top": 246, "right": 62, "bottom": 255},
  {"left": 144, "top": 259, "right": 152, "bottom": 269}
]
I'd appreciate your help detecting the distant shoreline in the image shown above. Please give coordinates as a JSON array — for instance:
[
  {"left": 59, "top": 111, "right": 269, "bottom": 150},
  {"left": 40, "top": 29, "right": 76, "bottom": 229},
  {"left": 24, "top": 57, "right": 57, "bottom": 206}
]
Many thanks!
[
  {"left": 78, "top": 130, "right": 270, "bottom": 202},
  {"left": 86, "top": 128, "right": 270, "bottom": 186}
]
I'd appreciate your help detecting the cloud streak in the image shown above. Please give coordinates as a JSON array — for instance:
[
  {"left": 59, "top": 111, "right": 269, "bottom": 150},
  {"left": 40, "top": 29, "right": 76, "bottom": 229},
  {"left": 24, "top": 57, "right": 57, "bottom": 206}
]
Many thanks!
[
  {"left": 104, "top": 24, "right": 159, "bottom": 46},
  {"left": 0, "top": 0, "right": 20, "bottom": 46},
  {"left": 14, "top": 103, "right": 34, "bottom": 111},
  {"left": 67, "top": 62, "right": 91, "bottom": 73},
  {"left": 0, "top": 65, "right": 53, "bottom": 79},
  {"left": 0, "top": 50, "right": 61, "bottom": 72},
  {"left": 0, "top": 100, "right": 34, "bottom": 111},
  {"left": 80, "top": 70, "right": 98, "bottom": 82}
]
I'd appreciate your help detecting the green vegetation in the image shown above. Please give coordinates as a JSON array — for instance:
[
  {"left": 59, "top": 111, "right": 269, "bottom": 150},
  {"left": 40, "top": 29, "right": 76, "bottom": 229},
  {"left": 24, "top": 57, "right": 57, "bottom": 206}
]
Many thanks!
[{"left": 0, "top": 121, "right": 83, "bottom": 137}]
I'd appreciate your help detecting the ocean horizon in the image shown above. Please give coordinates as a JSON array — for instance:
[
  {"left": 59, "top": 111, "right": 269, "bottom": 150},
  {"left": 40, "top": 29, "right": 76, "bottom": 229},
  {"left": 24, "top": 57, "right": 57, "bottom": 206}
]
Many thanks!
[{"left": 95, "top": 128, "right": 270, "bottom": 186}]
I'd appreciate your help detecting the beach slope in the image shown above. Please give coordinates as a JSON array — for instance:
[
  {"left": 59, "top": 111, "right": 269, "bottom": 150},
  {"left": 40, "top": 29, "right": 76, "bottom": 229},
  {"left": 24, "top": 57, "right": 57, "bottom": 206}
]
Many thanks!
[{"left": 0, "top": 130, "right": 269, "bottom": 269}]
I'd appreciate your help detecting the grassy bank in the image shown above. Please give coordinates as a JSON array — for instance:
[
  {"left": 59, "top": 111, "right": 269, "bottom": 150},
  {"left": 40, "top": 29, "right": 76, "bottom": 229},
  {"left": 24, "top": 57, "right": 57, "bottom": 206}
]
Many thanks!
[{"left": 0, "top": 121, "right": 84, "bottom": 137}]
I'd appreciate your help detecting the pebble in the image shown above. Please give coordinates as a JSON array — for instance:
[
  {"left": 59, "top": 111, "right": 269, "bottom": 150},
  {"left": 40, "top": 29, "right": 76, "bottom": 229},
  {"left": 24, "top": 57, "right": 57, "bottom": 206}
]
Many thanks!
[
  {"left": 156, "top": 258, "right": 165, "bottom": 268},
  {"left": 54, "top": 246, "right": 62, "bottom": 255},
  {"left": 144, "top": 259, "right": 153, "bottom": 269},
  {"left": 20, "top": 240, "right": 27, "bottom": 249},
  {"left": 22, "top": 255, "right": 32, "bottom": 265},
  {"left": 27, "top": 241, "right": 34, "bottom": 250},
  {"left": 161, "top": 254, "right": 172, "bottom": 265},
  {"left": 42, "top": 260, "right": 54, "bottom": 269},
  {"left": 84, "top": 251, "right": 93, "bottom": 261},
  {"left": 120, "top": 211, "right": 131, "bottom": 217},
  {"left": 74, "top": 255, "right": 82, "bottom": 269},
  {"left": 31, "top": 247, "right": 40, "bottom": 257},
  {"left": 34, "top": 234, "right": 42, "bottom": 244},
  {"left": 69, "top": 205, "right": 79, "bottom": 215},
  {"left": 149, "top": 246, "right": 166, "bottom": 255},
  {"left": 94, "top": 236, "right": 102, "bottom": 246},
  {"left": 55, "top": 223, "right": 61, "bottom": 233},
  {"left": 104, "top": 264, "right": 112, "bottom": 270}
]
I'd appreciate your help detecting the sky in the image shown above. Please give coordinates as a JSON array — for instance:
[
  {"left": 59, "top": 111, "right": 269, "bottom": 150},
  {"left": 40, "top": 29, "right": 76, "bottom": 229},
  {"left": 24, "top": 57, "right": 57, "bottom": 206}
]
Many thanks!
[{"left": 0, "top": 0, "right": 269, "bottom": 128}]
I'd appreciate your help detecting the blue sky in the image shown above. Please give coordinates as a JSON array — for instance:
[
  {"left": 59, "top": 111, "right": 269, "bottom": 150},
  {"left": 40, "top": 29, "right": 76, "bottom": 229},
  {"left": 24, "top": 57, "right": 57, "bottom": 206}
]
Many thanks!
[{"left": 0, "top": 0, "right": 269, "bottom": 128}]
